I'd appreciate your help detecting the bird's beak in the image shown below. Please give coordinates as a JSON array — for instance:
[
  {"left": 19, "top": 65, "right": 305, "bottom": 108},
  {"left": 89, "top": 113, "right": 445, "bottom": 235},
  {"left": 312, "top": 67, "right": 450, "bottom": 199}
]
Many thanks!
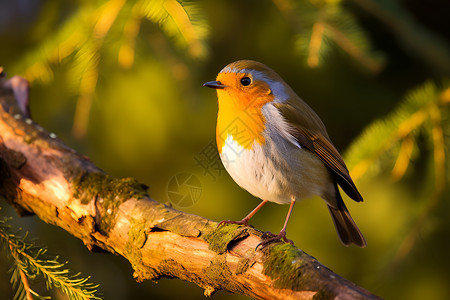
[{"left": 203, "top": 81, "right": 225, "bottom": 89}]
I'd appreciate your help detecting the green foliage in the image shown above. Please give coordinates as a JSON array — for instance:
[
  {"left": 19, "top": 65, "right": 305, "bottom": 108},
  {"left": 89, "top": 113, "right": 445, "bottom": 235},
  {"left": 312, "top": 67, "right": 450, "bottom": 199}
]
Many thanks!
[
  {"left": 346, "top": 81, "right": 449, "bottom": 186},
  {"left": 0, "top": 213, "right": 102, "bottom": 300},
  {"left": 13, "top": 0, "right": 210, "bottom": 138},
  {"left": 275, "top": 0, "right": 383, "bottom": 72},
  {"left": 345, "top": 81, "right": 450, "bottom": 267},
  {"left": 137, "top": 0, "right": 209, "bottom": 58}
]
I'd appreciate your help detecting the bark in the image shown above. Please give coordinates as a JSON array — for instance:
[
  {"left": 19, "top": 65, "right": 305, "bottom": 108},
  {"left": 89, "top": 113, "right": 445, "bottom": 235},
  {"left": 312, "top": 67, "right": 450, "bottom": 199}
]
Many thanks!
[{"left": 0, "top": 70, "right": 381, "bottom": 300}]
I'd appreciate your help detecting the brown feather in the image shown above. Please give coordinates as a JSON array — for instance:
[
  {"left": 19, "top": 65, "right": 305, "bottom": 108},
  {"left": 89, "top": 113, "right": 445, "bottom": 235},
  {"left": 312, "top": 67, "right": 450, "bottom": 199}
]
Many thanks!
[
  {"left": 277, "top": 101, "right": 366, "bottom": 246},
  {"left": 327, "top": 190, "right": 367, "bottom": 247},
  {"left": 275, "top": 102, "right": 363, "bottom": 203}
]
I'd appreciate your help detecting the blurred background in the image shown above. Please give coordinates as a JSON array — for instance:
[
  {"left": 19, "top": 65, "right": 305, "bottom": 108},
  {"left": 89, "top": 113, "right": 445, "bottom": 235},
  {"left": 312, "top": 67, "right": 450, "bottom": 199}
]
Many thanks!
[{"left": 0, "top": 0, "right": 449, "bottom": 299}]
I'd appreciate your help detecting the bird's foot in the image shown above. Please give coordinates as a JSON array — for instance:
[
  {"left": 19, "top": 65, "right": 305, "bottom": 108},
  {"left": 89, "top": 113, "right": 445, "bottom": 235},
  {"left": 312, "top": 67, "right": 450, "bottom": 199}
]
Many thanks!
[
  {"left": 256, "top": 230, "right": 294, "bottom": 249},
  {"left": 217, "top": 218, "right": 249, "bottom": 228}
]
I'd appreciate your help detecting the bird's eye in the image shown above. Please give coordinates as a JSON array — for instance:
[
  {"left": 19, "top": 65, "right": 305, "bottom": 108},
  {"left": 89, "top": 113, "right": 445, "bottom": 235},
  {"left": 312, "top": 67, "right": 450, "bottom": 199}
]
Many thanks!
[{"left": 240, "top": 77, "right": 251, "bottom": 86}]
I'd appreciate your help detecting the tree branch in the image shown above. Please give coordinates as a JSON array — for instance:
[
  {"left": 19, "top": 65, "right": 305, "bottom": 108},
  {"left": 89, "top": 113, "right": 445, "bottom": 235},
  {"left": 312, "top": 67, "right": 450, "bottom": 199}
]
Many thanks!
[{"left": 0, "top": 69, "right": 381, "bottom": 300}]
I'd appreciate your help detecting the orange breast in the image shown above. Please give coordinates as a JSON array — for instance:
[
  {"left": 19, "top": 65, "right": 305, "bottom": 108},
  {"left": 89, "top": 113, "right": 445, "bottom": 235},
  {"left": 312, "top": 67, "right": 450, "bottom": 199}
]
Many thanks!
[{"left": 215, "top": 75, "right": 274, "bottom": 153}]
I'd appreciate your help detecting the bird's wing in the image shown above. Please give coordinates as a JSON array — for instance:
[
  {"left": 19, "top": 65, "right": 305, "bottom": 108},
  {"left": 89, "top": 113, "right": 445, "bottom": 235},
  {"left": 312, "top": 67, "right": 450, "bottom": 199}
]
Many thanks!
[{"left": 275, "top": 102, "right": 363, "bottom": 202}]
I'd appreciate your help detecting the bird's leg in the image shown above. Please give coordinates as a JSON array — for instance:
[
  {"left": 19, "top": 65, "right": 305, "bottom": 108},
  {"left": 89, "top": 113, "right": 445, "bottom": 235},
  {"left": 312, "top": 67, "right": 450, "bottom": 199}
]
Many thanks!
[
  {"left": 218, "top": 200, "right": 268, "bottom": 227},
  {"left": 259, "top": 198, "right": 296, "bottom": 247}
]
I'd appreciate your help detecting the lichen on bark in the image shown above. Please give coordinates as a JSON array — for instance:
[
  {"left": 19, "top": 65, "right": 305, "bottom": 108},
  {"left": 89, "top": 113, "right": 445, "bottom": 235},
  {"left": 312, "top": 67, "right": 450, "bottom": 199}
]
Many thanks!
[
  {"left": 203, "top": 224, "right": 250, "bottom": 254},
  {"left": 263, "top": 243, "right": 306, "bottom": 290},
  {"left": 72, "top": 171, "right": 149, "bottom": 232}
]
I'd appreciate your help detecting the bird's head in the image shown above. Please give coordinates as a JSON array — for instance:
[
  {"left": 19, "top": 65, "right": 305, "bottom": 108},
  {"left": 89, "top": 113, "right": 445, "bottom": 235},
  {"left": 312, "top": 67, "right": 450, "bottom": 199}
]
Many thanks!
[
  {"left": 203, "top": 60, "right": 291, "bottom": 109},
  {"left": 204, "top": 60, "right": 296, "bottom": 152}
]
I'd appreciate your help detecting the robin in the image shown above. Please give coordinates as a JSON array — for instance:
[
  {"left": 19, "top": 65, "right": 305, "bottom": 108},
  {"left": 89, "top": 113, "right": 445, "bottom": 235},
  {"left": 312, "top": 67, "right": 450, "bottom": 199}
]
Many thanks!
[{"left": 204, "top": 60, "right": 366, "bottom": 247}]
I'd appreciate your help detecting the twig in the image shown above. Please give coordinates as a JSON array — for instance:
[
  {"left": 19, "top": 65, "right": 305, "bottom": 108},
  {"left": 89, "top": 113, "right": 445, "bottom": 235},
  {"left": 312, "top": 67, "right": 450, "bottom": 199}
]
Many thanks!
[{"left": 18, "top": 268, "right": 34, "bottom": 300}]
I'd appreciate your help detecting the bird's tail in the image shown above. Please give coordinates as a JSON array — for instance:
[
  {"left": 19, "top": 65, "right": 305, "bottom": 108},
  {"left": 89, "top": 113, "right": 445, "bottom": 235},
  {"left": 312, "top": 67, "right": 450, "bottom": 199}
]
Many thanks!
[{"left": 327, "top": 200, "right": 367, "bottom": 248}]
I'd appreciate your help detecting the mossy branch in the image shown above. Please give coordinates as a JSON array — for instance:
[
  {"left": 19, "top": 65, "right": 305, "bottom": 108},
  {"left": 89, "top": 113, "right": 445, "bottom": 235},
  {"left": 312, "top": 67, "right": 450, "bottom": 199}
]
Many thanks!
[{"left": 0, "top": 71, "right": 380, "bottom": 299}]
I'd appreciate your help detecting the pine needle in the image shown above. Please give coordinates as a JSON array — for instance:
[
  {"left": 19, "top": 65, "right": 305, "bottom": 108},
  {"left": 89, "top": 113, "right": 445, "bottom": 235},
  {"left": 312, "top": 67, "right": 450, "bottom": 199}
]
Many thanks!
[
  {"left": 282, "top": 0, "right": 384, "bottom": 71},
  {"left": 12, "top": 0, "right": 210, "bottom": 139},
  {"left": 0, "top": 213, "right": 102, "bottom": 300},
  {"left": 345, "top": 81, "right": 450, "bottom": 267}
]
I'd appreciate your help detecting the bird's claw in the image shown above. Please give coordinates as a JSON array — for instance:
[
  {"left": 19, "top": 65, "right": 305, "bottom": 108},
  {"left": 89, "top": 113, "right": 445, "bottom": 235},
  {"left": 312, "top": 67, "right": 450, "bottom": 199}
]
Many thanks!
[
  {"left": 261, "top": 231, "right": 277, "bottom": 238},
  {"left": 255, "top": 230, "right": 294, "bottom": 250}
]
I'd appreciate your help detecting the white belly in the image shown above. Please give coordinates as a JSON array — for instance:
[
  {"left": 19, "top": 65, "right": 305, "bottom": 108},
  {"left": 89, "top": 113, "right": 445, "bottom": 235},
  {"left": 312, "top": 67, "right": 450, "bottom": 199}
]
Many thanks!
[{"left": 219, "top": 134, "right": 334, "bottom": 205}]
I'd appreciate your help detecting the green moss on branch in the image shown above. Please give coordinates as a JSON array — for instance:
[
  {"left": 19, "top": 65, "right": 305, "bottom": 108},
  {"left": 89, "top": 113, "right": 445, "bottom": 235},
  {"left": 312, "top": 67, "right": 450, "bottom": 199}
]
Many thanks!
[{"left": 72, "top": 172, "right": 149, "bottom": 232}]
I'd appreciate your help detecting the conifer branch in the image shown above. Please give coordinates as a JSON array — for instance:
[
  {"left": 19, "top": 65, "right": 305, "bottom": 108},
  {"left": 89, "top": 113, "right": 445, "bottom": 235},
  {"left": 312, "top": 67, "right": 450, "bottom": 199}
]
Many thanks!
[
  {"left": 347, "top": 82, "right": 449, "bottom": 182},
  {"left": 345, "top": 82, "right": 450, "bottom": 268},
  {"left": 12, "top": 1, "right": 209, "bottom": 139},
  {"left": 1, "top": 215, "right": 101, "bottom": 300},
  {"left": 278, "top": 0, "right": 383, "bottom": 71},
  {"left": 324, "top": 23, "right": 382, "bottom": 73},
  {"left": 0, "top": 72, "right": 381, "bottom": 299}
]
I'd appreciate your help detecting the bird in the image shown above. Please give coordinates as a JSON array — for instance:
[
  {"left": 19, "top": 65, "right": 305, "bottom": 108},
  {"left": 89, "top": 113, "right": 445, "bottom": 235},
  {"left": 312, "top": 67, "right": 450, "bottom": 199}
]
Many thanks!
[{"left": 203, "top": 60, "right": 366, "bottom": 248}]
